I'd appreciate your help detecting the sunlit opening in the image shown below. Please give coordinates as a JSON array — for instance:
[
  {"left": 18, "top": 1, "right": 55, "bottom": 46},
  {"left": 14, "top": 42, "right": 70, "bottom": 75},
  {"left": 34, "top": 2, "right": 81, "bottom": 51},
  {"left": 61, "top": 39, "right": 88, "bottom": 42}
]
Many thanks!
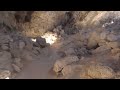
[{"left": 41, "top": 32, "right": 58, "bottom": 45}]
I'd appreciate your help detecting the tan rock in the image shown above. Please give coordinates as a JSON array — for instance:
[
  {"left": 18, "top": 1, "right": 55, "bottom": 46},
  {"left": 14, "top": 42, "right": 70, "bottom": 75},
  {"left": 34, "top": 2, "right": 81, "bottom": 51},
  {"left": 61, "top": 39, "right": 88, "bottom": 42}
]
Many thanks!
[
  {"left": 111, "top": 48, "right": 120, "bottom": 54},
  {"left": 80, "top": 63, "right": 115, "bottom": 79},
  {"left": 62, "top": 65, "right": 82, "bottom": 78},
  {"left": 53, "top": 56, "right": 79, "bottom": 73},
  {"left": 106, "top": 42, "right": 120, "bottom": 49}
]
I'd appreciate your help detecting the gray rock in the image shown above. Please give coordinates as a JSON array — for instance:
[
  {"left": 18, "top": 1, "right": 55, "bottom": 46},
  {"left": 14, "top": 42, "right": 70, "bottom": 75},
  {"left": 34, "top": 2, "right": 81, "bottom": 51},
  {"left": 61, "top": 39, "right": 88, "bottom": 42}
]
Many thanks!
[
  {"left": 100, "top": 31, "right": 110, "bottom": 40},
  {"left": 14, "top": 58, "right": 23, "bottom": 68},
  {"left": 9, "top": 42, "right": 21, "bottom": 58},
  {"left": 57, "top": 51, "right": 66, "bottom": 58},
  {"left": 36, "top": 37, "right": 46, "bottom": 48},
  {"left": 1, "top": 45, "right": 9, "bottom": 50},
  {"left": 65, "top": 48, "right": 75, "bottom": 55},
  {"left": 19, "top": 41, "right": 25, "bottom": 49},
  {"left": 12, "top": 64, "right": 21, "bottom": 72},
  {"left": 0, "top": 51, "right": 11, "bottom": 62},
  {"left": 0, "top": 35, "right": 11, "bottom": 44},
  {"left": 24, "top": 38, "right": 33, "bottom": 50}
]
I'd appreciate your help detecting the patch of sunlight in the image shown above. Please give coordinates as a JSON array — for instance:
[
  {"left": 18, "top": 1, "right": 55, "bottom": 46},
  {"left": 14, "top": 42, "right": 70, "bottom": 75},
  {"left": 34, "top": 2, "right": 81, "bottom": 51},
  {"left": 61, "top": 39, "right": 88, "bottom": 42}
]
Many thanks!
[
  {"left": 102, "top": 21, "right": 114, "bottom": 27},
  {"left": 5, "top": 77, "right": 9, "bottom": 79},
  {"left": 31, "top": 38, "right": 36, "bottom": 42},
  {"left": 41, "top": 32, "right": 58, "bottom": 45}
]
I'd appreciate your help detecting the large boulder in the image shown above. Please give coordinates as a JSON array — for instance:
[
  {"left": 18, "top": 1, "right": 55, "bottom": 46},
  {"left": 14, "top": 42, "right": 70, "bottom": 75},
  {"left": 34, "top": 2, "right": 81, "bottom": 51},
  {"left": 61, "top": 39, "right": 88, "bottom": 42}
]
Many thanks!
[
  {"left": 53, "top": 55, "right": 79, "bottom": 73},
  {"left": 22, "top": 11, "right": 66, "bottom": 37},
  {"left": 79, "top": 63, "right": 115, "bottom": 79}
]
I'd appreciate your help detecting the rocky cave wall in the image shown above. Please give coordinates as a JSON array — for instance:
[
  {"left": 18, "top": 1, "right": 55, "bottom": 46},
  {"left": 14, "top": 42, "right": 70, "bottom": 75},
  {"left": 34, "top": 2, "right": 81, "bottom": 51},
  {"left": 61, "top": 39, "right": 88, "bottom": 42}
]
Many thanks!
[{"left": 1, "top": 11, "right": 120, "bottom": 36}]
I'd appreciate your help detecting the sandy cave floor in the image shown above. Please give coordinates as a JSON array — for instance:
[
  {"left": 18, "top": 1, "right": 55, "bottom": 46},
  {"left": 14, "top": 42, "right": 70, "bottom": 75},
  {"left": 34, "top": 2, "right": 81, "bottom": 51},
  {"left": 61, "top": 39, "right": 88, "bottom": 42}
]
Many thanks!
[{"left": 14, "top": 45, "right": 60, "bottom": 79}]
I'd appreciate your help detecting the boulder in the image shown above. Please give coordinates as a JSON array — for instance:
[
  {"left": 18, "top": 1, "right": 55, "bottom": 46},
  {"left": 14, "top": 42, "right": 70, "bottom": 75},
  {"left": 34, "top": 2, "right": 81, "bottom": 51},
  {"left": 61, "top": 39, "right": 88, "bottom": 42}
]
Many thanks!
[
  {"left": 80, "top": 63, "right": 115, "bottom": 79},
  {"left": 53, "top": 55, "right": 79, "bottom": 73}
]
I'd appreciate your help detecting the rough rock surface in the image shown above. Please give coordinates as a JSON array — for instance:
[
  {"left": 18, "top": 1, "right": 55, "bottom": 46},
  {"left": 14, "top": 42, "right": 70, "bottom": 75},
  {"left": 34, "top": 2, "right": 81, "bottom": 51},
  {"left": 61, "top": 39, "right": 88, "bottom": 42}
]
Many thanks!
[
  {"left": 22, "top": 11, "right": 67, "bottom": 37},
  {"left": 79, "top": 63, "right": 115, "bottom": 79},
  {"left": 36, "top": 37, "right": 47, "bottom": 48},
  {"left": 53, "top": 56, "right": 79, "bottom": 73},
  {"left": 0, "top": 69, "right": 11, "bottom": 79}
]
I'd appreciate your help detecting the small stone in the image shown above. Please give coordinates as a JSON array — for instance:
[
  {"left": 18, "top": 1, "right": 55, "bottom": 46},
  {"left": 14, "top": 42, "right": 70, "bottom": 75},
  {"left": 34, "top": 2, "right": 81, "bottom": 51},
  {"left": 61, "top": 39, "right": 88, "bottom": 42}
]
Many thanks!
[
  {"left": 0, "top": 51, "right": 11, "bottom": 62},
  {"left": 32, "top": 47, "right": 41, "bottom": 55},
  {"left": 16, "top": 62, "right": 23, "bottom": 69},
  {"left": 87, "top": 38, "right": 98, "bottom": 49},
  {"left": 36, "top": 37, "right": 46, "bottom": 48},
  {"left": 34, "top": 47, "right": 41, "bottom": 52},
  {"left": 19, "top": 41, "right": 25, "bottom": 49},
  {"left": 9, "top": 42, "right": 21, "bottom": 58},
  {"left": 60, "top": 30, "right": 65, "bottom": 35},
  {"left": 14, "top": 58, "right": 23, "bottom": 68},
  {"left": 1, "top": 45, "right": 9, "bottom": 50},
  {"left": 53, "top": 28, "right": 59, "bottom": 33},
  {"left": 91, "top": 31, "right": 100, "bottom": 41},
  {"left": 32, "top": 50, "right": 39, "bottom": 55},
  {"left": 12, "top": 64, "right": 21, "bottom": 72},
  {"left": 75, "top": 47, "right": 90, "bottom": 56},
  {"left": 21, "top": 50, "right": 34, "bottom": 61},
  {"left": 0, "top": 35, "right": 11, "bottom": 44},
  {"left": 14, "top": 58, "right": 21, "bottom": 62},
  {"left": 57, "top": 51, "right": 66, "bottom": 58},
  {"left": 33, "top": 42, "right": 39, "bottom": 47},
  {"left": 107, "top": 34, "right": 118, "bottom": 42},
  {"left": 10, "top": 38, "right": 13, "bottom": 42},
  {"left": 24, "top": 38, "right": 33, "bottom": 50},
  {"left": 65, "top": 48, "right": 75, "bottom": 55},
  {"left": 100, "top": 31, "right": 109, "bottom": 40}
]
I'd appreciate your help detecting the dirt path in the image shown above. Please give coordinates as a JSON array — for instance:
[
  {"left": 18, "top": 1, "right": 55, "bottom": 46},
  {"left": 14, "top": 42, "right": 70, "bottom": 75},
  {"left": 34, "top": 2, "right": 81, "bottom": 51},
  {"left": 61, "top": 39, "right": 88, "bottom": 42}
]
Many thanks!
[{"left": 14, "top": 46, "right": 60, "bottom": 79}]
